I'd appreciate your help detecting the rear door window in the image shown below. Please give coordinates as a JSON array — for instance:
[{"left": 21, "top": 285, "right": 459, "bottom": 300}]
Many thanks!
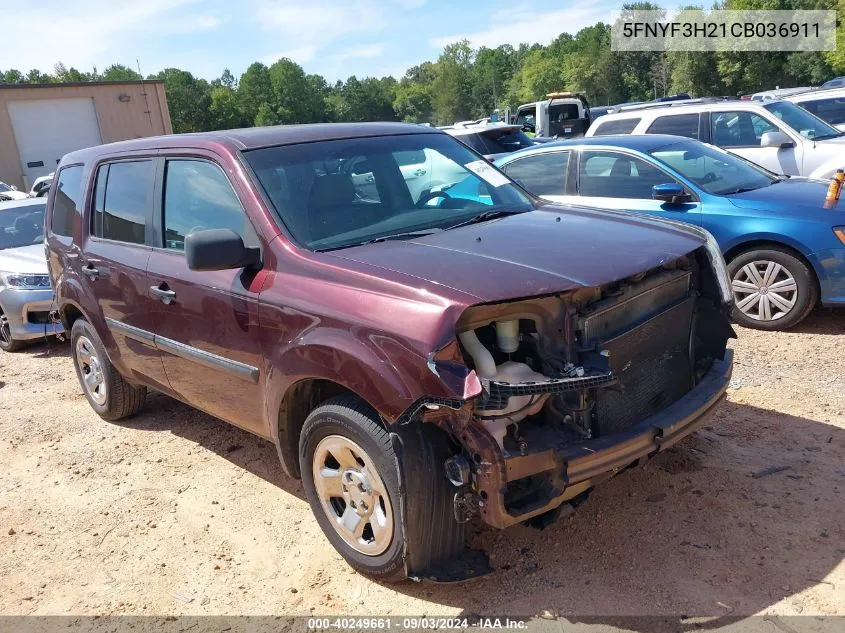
[
  {"left": 645, "top": 113, "right": 700, "bottom": 139},
  {"left": 51, "top": 165, "right": 83, "bottom": 237},
  {"left": 501, "top": 152, "right": 569, "bottom": 196},
  {"left": 590, "top": 118, "right": 641, "bottom": 136},
  {"left": 92, "top": 160, "right": 154, "bottom": 245}
]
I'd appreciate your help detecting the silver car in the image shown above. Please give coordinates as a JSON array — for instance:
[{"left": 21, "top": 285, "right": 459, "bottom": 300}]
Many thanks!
[{"left": 0, "top": 198, "right": 63, "bottom": 351}]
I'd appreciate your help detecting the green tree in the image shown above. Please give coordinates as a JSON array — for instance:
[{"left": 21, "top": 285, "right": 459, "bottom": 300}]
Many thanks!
[
  {"left": 267, "top": 58, "right": 326, "bottom": 124},
  {"left": 431, "top": 40, "right": 475, "bottom": 124},
  {"left": 101, "top": 64, "right": 142, "bottom": 81},
  {"left": 238, "top": 62, "right": 273, "bottom": 125},
  {"left": 0, "top": 69, "right": 26, "bottom": 83},
  {"left": 394, "top": 80, "right": 433, "bottom": 122},
  {"left": 153, "top": 68, "right": 211, "bottom": 132},
  {"left": 209, "top": 85, "right": 247, "bottom": 130}
]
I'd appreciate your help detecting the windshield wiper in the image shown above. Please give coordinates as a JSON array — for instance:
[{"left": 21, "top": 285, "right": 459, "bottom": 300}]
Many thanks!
[
  {"left": 364, "top": 228, "right": 443, "bottom": 244},
  {"left": 723, "top": 186, "right": 760, "bottom": 195},
  {"left": 444, "top": 208, "right": 527, "bottom": 231}
]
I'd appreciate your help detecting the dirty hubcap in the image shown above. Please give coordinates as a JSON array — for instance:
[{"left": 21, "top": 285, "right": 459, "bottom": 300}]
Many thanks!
[
  {"left": 731, "top": 261, "right": 797, "bottom": 322},
  {"left": 75, "top": 336, "right": 107, "bottom": 406},
  {"left": 312, "top": 435, "right": 393, "bottom": 556}
]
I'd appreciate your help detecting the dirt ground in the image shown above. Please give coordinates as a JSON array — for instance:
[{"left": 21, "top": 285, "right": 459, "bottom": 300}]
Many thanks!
[{"left": 1, "top": 309, "right": 844, "bottom": 623}]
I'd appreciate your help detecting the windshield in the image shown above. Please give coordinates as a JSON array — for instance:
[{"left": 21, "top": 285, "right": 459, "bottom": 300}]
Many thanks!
[
  {"left": 763, "top": 101, "right": 841, "bottom": 140},
  {"left": 0, "top": 182, "right": 11, "bottom": 193},
  {"left": 244, "top": 133, "right": 533, "bottom": 251},
  {"left": 649, "top": 140, "right": 777, "bottom": 195},
  {"left": 0, "top": 203, "right": 45, "bottom": 250}
]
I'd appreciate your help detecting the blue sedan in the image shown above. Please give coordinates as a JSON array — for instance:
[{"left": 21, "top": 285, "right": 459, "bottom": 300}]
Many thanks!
[{"left": 494, "top": 134, "right": 845, "bottom": 330}]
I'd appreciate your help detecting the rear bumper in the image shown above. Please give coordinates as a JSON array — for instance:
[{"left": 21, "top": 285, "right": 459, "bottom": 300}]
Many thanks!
[
  {"left": 0, "top": 287, "right": 63, "bottom": 341},
  {"left": 477, "top": 350, "right": 733, "bottom": 529}
]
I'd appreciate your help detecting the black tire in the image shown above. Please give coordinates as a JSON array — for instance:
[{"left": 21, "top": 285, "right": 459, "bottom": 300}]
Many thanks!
[
  {"left": 0, "top": 309, "right": 26, "bottom": 352},
  {"left": 70, "top": 318, "right": 146, "bottom": 421},
  {"left": 299, "top": 394, "right": 465, "bottom": 582},
  {"left": 727, "top": 247, "right": 817, "bottom": 331}
]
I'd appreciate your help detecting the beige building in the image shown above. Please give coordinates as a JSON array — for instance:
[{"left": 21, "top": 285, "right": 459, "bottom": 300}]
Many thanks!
[{"left": 0, "top": 81, "right": 172, "bottom": 190}]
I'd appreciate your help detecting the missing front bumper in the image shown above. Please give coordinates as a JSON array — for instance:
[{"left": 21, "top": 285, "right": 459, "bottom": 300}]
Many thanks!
[{"left": 471, "top": 350, "right": 733, "bottom": 529}]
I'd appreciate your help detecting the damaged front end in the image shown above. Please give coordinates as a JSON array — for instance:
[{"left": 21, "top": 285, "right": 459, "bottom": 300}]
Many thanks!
[{"left": 419, "top": 245, "right": 735, "bottom": 530}]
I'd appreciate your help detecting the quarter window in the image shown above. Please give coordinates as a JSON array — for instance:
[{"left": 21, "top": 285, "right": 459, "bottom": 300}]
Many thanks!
[
  {"left": 51, "top": 165, "right": 83, "bottom": 237},
  {"left": 501, "top": 152, "right": 569, "bottom": 196},
  {"left": 92, "top": 160, "right": 154, "bottom": 245},
  {"left": 163, "top": 160, "right": 253, "bottom": 251},
  {"left": 710, "top": 111, "right": 779, "bottom": 147},
  {"left": 590, "top": 118, "right": 641, "bottom": 136},
  {"left": 645, "top": 114, "right": 699, "bottom": 139},
  {"left": 578, "top": 150, "right": 676, "bottom": 199}
]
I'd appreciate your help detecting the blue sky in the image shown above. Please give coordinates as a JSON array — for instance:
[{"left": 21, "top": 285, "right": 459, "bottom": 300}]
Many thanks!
[{"left": 1, "top": 0, "right": 628, "bottom": 82}]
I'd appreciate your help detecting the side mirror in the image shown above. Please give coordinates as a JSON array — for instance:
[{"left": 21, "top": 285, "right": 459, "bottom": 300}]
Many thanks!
[
  {"left": 10, "top": 185, "right": 17, "bottom": 191},
  {"left": 760, "top": 131, "right": 794, "bottom": 149},
  {"left": 185, "top": 229, "right": 260, "bottom": 272},
  {"left": 652, "top": 183, "right": 692, "bottom": 204}
]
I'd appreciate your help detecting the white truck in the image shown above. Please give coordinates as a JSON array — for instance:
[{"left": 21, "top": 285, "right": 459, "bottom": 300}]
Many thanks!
[{"left": 512, "top": 92, "right": 592, "bottom": 139}]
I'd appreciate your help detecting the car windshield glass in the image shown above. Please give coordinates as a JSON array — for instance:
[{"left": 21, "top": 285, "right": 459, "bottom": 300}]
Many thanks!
[
  {"left": 763, "top": 101, "right": 842, "bottom": 140},
  {"left": 0, "top": 182, "right": 11, "bottom": 193},
  {"left": 0, "top": 203, "right": 46, "bottom": 250},
  {"left": 243, "top": 133, "right": 533, "bottom": 251},
  {"left": 649, "top": 140, "right": 777, "bottom": 195}
]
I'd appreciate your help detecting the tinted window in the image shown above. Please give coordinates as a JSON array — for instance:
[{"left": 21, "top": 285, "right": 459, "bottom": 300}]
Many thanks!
[
  {"left": 797, "top": 97, "right": 845, "bottom": 126},
  {"left": 0, "top": 202, "right": 46, "bottom": 250},
  {"left": 51, "top": 165, "right": 83, "bottom": 237},
  {"left": 502, "top": 152, "right": 569, "bottom": 196},
  {"left": 244, "top": 133, "right": 532, "bottom": 251},
  {"left": 579, "top": 150, "right": 676, "bottom": 199},
  {"left": 480, "top": 129, "right": 534, "bottom": 153},
  {"left": 591, "top": 118, "right": 641, "bottom": 136},
  {"left": 93, "top": 161, "right": 153, "bottom": 244},
  {"left": 710, "top": 111, "right": 779, "bottom": 147},
  {"left": 163, "top": 160, "right": 252, "bottom": 251},
  {"left": 645, "top": 114, "right": 699, "bottom": 139}
]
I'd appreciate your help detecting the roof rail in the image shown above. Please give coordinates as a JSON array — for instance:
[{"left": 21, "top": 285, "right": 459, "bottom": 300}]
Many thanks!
[{"left": 609, "top": 97, "right": 729, "bottom": 114}]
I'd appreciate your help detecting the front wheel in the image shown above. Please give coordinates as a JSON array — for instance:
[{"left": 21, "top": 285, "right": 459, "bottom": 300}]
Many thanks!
[
  {"left": 299, "top": 395, "right": 466, "bottom": 582},
  {"left": 0, "top": 309, "right": 26, "bottom": 352},
  {"left": 727, "top": 247, "right": 817, "bottom": 330}
]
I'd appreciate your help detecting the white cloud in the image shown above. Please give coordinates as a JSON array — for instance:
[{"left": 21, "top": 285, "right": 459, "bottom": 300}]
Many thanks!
[
  {"left": 430, "top": 4, "right": 613, "bottom": 51},
  {"left": 343, "top": 44, "right": 387, "bottom": 59}
]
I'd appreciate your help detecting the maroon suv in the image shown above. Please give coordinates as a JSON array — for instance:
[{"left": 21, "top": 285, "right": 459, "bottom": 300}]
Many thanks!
[{"left": 46, "top": 123, "right": 735, "bottom": 582}]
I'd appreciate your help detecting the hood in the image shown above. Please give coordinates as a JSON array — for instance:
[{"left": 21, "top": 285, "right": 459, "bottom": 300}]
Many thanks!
[
  {"left": 329, "top": 206, "right": 706, "bottom": 303},
  {"left": 0, "top": 244, "right": 48, "bottom": 275},
  {"left": 726, "top": 177, "right": 845, "bottom": 214}
]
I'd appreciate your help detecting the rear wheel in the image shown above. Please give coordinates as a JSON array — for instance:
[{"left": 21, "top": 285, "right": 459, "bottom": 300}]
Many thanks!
[
  {"left": 727, "top": 247, "right": 817, "bottom": 331},
  {"left": 70, "top": 318, "right": 146, "bottom": 420},
  {"left": 299, "top": 395, "right": 465, "bottom": 582},
  {"left": 0, "top": 309, "right": 26, "bottom": 352}
]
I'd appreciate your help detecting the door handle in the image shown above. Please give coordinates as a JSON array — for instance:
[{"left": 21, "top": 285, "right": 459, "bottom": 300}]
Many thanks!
[
  {"left": 414, "top": 168, "right": 427, "bottom": 176},
  {"left": 82, "top": 264, "right": 99, "bottom": 279},
  {"left": 150, "top": 284, "right": 176, "bottom": 305}
]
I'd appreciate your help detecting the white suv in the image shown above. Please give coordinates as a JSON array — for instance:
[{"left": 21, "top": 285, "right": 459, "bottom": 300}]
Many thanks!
[
  {"left": 586, "top": 100, "right": 845, "bottom": 179},
  {"left": 786, "top": 87, "right": 845, "bottom": 132}
]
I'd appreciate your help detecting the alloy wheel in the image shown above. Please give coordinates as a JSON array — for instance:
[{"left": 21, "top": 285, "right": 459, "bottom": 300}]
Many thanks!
[
  {"left": 0, "top": 312, "right": 11, "bottom": 347},
  {"left": 312, "top": 435, "right": 394, "bottom": 556},
  {"left": 731, "top": 260, "right": 798, "bottom": 322},
  {"left": 75, "top": 335, "right": 107, "bottom": 406}
]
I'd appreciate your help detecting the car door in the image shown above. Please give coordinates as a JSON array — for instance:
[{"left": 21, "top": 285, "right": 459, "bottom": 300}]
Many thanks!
[
  {"left": 708, "top": 110, "right": 802, "bottom": 175},
  {"left": 574, "top": 149, "right": 701, "bottom": 221},
  {"left": 145, "top": 155, "right": 266, "bottom": 435},
  {"left": 82, "top": 158, "right": 170, "bottom": 391}
]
